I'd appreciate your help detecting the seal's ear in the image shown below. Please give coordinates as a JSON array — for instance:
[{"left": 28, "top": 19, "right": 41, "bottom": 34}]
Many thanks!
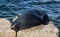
[{"left": 42, "top": 13, "right": 50, "bottom": 25}]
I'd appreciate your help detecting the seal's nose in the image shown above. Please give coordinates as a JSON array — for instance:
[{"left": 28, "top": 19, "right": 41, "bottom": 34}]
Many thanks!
[
  {"left": 11, "top": 25, "right": 16, "bottom": 30},
  {"left": 11, "top": 25, "right": 20, "bottom": 31}
]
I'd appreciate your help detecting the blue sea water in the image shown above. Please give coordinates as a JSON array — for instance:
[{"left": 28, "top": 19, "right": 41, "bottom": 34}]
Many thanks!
[{"left": 0, "top": 0, "right": 60, "bottom": 37}]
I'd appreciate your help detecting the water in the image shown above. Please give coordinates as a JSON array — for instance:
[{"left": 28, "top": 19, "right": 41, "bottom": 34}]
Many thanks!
[{"left": 0, "top": 0, "right": 60, "bottom": 37}]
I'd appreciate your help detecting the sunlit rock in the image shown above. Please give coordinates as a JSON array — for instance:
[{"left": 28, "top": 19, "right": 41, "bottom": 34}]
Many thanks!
[
  {"left": 0, "top": 30, "right": 16, "bottom": 37},
  {"left": 0, "top": 18, "right": 11, "bottom": 30},
  {"left": 17, "top": 21, "right": 59, "bottom": 37}
]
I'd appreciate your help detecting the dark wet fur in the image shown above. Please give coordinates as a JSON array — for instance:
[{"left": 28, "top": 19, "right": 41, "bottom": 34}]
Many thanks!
[{"left": 11, "top": 9, "right": 50, "bottom": 32}]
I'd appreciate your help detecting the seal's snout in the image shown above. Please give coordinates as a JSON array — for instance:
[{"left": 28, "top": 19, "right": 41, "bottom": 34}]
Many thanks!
[
  {"left": 11, "top": 24, "right": 20, "bottom": 31},
  {"left": 11, "top": 25, "right": 16, "bottom": 30}
]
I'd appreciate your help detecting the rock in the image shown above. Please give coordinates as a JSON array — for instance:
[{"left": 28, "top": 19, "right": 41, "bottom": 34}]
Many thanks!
[
  {"left": 0, "top": 30, "right": 16, "bottom": 37},
  {"left": 0, "top": 18, "right": 11, "bottom": 30},
  {"left": 17, "top": 21, "right": 59, "bottom": 37},
  {"left": 0, "top": 18, "right": 59, "bottom": 37},
  {"left": 0, "top": 18, "right": 16, "bottom": 37}
]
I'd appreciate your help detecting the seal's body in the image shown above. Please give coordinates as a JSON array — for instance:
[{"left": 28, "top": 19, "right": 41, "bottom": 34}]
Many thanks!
[{"left": 11, "top": 9, "right": 49, "bottom": 31}]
